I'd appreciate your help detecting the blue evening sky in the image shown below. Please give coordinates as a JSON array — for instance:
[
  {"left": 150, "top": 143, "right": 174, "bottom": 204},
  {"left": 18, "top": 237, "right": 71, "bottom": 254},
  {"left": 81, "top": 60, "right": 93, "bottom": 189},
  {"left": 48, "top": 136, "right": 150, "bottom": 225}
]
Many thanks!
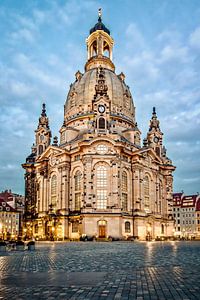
[{"left": 0, "top": 0, "right": 200, "bottom": 195}]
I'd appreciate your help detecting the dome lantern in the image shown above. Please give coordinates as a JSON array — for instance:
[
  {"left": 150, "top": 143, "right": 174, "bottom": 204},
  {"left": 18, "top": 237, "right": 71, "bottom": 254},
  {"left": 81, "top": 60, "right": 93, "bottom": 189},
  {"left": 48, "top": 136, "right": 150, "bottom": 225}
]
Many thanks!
[{"left": 85, "top": 8, "right": 114, "bottom": 72}]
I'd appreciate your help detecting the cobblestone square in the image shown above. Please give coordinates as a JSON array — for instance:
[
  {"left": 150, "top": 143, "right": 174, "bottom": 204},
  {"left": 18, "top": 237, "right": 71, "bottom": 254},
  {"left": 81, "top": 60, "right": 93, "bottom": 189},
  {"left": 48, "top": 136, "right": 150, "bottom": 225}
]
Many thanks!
[{"left": 0, "top": 241, "right": 200, "bottom": 299}]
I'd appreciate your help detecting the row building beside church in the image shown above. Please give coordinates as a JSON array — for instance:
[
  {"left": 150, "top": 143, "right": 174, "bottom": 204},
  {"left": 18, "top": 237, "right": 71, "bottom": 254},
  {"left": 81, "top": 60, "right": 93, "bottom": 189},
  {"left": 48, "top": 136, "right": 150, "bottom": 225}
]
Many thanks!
[{"left": 22, "top": 11, "right": 175, "bottom": 241}]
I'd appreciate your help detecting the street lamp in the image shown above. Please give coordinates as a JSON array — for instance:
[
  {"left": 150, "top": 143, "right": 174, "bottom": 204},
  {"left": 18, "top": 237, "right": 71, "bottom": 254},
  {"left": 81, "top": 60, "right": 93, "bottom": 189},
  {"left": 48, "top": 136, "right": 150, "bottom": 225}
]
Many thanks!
[{"left": 147, "top": 224, "right": 152, "bottom": 241}]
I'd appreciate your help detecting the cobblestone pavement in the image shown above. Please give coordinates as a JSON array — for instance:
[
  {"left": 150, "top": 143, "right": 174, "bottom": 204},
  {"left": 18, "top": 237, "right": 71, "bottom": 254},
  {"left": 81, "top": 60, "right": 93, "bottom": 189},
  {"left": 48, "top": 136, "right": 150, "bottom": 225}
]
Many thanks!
[{"left": 0, "top": 241, "right": 200, "bottom": 299}]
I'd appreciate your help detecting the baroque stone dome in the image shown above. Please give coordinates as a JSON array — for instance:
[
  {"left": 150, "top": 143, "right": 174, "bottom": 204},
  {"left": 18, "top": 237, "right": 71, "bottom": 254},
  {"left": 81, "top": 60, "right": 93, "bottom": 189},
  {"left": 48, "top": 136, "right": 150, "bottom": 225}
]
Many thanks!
[
  {"left": 64, "top": 68, "right": 135, "bottom": 123},
  {"left": 60, "top": 12, "right": 140, "bottom": 147}
]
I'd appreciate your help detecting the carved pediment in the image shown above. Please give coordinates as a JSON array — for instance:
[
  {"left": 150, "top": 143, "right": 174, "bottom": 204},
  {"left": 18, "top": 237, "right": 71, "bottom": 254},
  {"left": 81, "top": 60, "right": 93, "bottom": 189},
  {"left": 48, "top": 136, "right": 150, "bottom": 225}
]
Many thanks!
[{"left": 37, "top": 146, "right": 65, "bottom": 161}]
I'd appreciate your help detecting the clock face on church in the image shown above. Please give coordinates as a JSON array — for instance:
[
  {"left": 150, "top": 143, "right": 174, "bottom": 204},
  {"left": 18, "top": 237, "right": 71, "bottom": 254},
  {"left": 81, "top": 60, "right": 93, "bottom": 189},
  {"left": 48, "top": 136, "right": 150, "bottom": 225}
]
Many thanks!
[
  {"left": 154, "top": 136, "right": 159, "bottom": 143},
  {"left": 98, "top": 105, "right": 105, "bottom": 113}
]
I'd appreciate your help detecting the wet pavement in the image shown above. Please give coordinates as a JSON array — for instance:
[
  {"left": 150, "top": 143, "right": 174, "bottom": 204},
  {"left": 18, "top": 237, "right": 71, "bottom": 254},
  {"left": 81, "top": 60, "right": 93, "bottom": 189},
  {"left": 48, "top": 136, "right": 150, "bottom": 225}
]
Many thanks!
[{"left": 0, "top": 241, "right": 200, "bottom": 299}]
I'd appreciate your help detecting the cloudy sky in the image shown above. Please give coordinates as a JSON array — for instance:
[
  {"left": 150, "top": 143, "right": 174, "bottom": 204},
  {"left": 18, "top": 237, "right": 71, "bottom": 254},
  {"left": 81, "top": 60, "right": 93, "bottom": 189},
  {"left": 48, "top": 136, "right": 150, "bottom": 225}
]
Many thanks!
[{"left": 0, "top": 0, "right": 200, "bottom": 195}]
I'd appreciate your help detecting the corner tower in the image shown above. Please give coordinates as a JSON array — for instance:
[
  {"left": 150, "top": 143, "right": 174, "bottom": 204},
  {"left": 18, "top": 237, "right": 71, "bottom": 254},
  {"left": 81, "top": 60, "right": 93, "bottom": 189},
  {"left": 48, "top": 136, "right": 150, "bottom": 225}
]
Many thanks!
[{"left": 35, "top": 103, "right": 51, "bottom": 156}]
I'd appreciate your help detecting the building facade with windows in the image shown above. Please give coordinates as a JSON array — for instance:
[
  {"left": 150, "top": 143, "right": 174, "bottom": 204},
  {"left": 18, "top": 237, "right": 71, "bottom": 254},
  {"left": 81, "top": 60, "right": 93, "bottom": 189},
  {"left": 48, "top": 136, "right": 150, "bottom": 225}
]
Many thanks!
[
  {"left": 0, "top": 197, "right": 20, "bottom": 240},
  {"left": 173, "top": 192, "right": 200, "bottom": 239},
  {"left": 22, "top": 12, "right": 175, "bottom": 241},
  {"left": 0, "top": 190, "right": 24, "bottom": 237}
]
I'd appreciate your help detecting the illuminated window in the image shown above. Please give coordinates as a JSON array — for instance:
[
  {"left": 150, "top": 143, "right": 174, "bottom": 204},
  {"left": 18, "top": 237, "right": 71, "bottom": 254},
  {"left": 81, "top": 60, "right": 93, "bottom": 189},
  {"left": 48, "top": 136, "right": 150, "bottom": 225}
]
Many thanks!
[
  {"left": 96, "top": 165, "right": 107, "bottom": 209},
  {"left": 51, "top": 175, "right": 57, "bottom": 206},
  {"left": 125, "top": 221, "right": 131, "bottom": 233},
  {"left": 122, "top": 171, "right": 128, "bottom": 210},
  {"left": 74, "top": 170, "right": 82, "bottom": 210},
  {"left": 144, "top": 175, "right": 150, "bottom": 211},
  {"left": 97, "top": 144, "right": 108, "bottom": 154}
]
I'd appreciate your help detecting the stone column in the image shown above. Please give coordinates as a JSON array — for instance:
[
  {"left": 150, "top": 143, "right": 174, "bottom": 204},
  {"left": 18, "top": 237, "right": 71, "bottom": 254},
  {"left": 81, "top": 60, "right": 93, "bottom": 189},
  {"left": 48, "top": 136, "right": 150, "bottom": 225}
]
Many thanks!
[
  {"left": 132, "top": 167, "right": 141, "bottom": 210},
  {"left": 46, "top": 179, "right": 49, "bottom": 212},
  {"left": 62, "top": 165, "right": 70, "bottom": 210},
  {"left": 111, "top": 159, "right": 119, "bottom": 208},
  {"left": 40, "top": 176, "right": 44, "bottom": 212},
  {"left": 43, "top": 177, "right": 47, "bottom": 212},
  {"left": 83, "top": 156, "right": 93, "bottom": 208},
  {"left": 58, "top": 167, "right": 62, "bottom": 209}
]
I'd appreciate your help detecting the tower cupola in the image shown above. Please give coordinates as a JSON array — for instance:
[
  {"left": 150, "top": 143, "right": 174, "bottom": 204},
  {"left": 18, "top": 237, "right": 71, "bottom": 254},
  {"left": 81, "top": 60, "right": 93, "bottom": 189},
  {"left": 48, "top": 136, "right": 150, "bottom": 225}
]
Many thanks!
[
  {"left": 85, "top": 8, "right": 114, "bottom": 72},
  {"left": 89, "top": 8, "right": 110, "bottom": 35},
  {"left": 35, "top": 103, "right": 51, "bottom": 156}
]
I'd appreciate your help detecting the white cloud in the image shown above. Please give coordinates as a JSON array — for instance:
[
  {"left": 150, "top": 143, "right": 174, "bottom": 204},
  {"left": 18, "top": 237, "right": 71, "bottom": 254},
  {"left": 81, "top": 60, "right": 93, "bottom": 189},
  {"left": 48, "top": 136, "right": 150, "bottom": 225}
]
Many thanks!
[
  {"left": 125, "top": 23, "right": 145, "bottom": 49},
  {"left": 10, "top": 28, "right": 36, "bottom": 43},
  {"left": 159, "top": 44, "right": 189, "bottom": 63},
  {"left": 189, "top": 27, "right": 200, "bottom": 49},
  {"left": 10, "top": 80, "right": 34, "bottom": 97},
  {"left": 13, "top": 53, "right": 65, "bottom": 89}
]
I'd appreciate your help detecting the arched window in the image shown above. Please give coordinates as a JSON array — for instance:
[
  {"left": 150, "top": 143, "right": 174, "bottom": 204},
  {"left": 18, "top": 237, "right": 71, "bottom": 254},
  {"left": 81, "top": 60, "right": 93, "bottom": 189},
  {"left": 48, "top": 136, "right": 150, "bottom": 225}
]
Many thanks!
[
  {"left": 122, "top": 171, "right": 128, "bottom": 211},
  {"left": 51, "top": 175, "right": 57, "bottom": 207},
  {"left": 125, "top": 221, "right": 131, "bottom": 233},
  {"left": 156, "top": 147, "right": 160, "bottom": 156},
  {"left": 103, "top": 41, "right": 110, "bottom": 58},
  {"left": 144, "top": 175, "right": 150, "bottom": 211},
  {"left": 91, "top": 40, "right": 97, "bottom": 57},
  {"left": 96, "top": 165, "right": 107, "bottom": 209},
  {"left": 161, "top": 224, "right": 164, "bottom": 234},
  {"left": 74, "top": 170, "right": 82, "bottom": 210},
  {"left": 38, "top": 145, "right": 43, "bottom": 155},
  {"left": 99, "top": 117, "right": 106, "bottom": 129}
]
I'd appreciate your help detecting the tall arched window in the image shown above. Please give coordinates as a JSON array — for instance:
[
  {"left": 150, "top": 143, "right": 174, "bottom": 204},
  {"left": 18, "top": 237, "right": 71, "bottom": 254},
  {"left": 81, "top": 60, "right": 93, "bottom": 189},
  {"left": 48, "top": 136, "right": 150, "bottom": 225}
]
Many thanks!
[
  {"left": 99, "top": 117, "right": 106, "bottom": 129},
  {"left": 144, "top": 175, "right": 150, "bottom": 211},
  {"left": 96, "top": 165, "right": 107, "bottom": 209},
  {"left": 122, "top": 171, "right": 128, "bottom": 211},
  {"left": 103, "top": 41, "right": 110, "bottom": 58},
  {"left": 125, "top": 221, "right": 131, "bottom": 233},
  {"left": 38, "top": 145, "right": 43, "bottom": 155},
  {"left": 74, "top": 170, "right": 82, "bottom": 210},
  {"left": 161, "top": 224, "right": 164, "bottom": 234},
  {"left": 156, "top": 147, "right": 160, "bottom": 156},
  {"left": 51, "top": 175, "right": 57, "bottom": 207}
]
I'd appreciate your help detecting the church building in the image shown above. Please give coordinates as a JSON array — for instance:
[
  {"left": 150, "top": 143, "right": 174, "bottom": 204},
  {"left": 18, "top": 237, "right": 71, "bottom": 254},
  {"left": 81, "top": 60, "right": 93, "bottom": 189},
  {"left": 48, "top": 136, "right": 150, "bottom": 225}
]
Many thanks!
[{"left": 22, "top": 11, "right": 175, "bottom": 241}]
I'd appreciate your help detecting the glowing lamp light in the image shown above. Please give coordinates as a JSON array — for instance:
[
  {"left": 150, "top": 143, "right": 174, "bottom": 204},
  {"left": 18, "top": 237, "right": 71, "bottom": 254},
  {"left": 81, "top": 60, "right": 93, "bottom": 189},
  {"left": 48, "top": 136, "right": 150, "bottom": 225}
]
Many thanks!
[{"left": 147, "top": 225, "right": 152, "bottom": 233}]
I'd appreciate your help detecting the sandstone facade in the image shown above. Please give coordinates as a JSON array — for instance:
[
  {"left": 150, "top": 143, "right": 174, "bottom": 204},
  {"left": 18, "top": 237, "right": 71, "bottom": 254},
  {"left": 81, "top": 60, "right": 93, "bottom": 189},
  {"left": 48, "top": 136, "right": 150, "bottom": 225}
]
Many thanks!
[{"left": 22, "top": 12, "right": 175, "bottom": 241}]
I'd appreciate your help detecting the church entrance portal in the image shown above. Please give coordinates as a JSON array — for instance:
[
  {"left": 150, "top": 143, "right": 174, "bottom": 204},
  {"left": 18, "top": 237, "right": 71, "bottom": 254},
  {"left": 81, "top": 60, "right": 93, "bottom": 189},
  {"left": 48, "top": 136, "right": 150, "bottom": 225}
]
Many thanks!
[{"left": 98, "top": 220, "right": 107, "bottom": 238}]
